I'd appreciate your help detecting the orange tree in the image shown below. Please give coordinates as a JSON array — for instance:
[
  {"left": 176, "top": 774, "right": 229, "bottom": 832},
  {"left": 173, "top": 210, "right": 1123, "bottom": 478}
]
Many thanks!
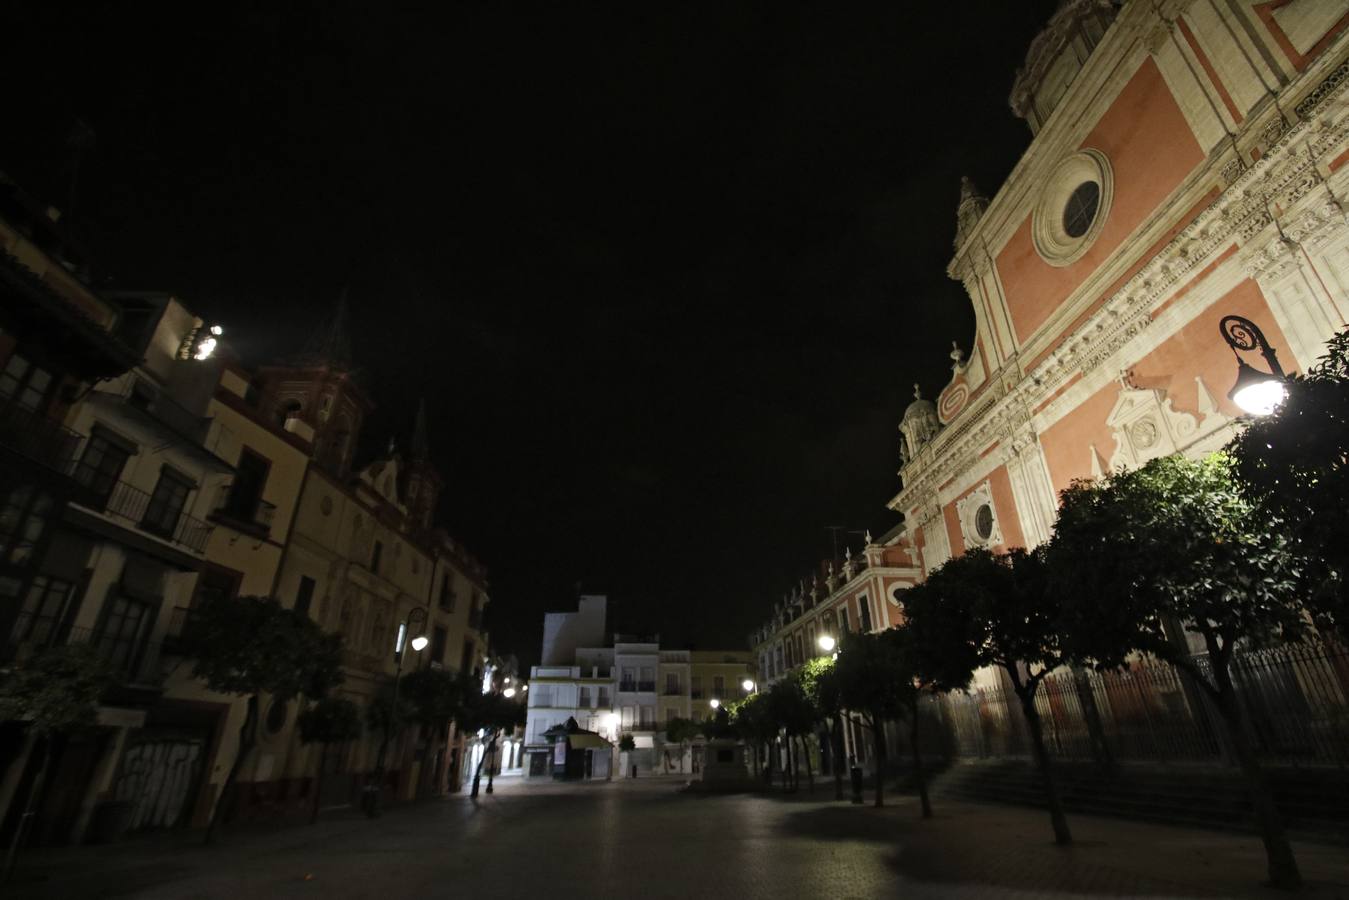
[
  {"left": 903, "top": 547, "right": 1074, "bottom": 843},
  {"left": 1049, "top": 452, "right": 1312, "bottom": 889}
]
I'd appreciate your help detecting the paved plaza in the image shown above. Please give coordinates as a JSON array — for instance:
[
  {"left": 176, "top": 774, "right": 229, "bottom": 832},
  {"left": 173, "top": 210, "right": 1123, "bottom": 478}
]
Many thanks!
[{"left": 9, "top": 776, "right": 1349, "bottom": 899}]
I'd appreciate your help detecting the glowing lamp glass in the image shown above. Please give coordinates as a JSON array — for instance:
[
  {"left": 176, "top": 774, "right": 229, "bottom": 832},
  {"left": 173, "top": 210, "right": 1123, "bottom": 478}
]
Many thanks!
[
  {"left": 709, "top": 698, "right": 721, "bottom": 709},
  {"left": 409, "top": 634, "right": 429, "bottom": 652},
  {"left": 817, "top": 634, "right": 836, "bottom": 653},
  {"left": 502, "top": 687, "right": 516, "bottom": 698},
  {"left": 742, "top": 679, "right": 755, "bottom": 692},
  {"left": 1231, "top": 377, "right": 1287, "bottom": 417}
]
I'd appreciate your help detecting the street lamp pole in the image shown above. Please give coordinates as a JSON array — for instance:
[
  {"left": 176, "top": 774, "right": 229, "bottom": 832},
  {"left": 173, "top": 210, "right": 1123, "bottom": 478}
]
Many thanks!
[
  {"left": 1220, "top": 315, "right": 1289, "bottom": 416},
  {"left": 365, "top": 605, "right": 428, "bottom": 817}
]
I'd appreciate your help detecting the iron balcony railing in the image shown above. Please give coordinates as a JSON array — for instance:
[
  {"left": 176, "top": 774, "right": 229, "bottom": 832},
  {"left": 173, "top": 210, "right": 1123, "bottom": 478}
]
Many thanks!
[
  {"left": 619, "top": 681, "right": 637, "bottom": 692},
  {"left": 4, "top": 612, "right": 154, "bottom": 681},
  {"left": 663, "top": 686, "right": 682, "bottom": 696},
  {"left": 637, "top": 681, "right": 656, "bottom": 692},
  {"left": 96, "top": 479, "right": 214, "bottom": 554},
  {"left": 211, "top": 491, "right": 277, "bottom": 536},
  {"left": 0, "top": 402, "right": 83, "bottom": 474}
]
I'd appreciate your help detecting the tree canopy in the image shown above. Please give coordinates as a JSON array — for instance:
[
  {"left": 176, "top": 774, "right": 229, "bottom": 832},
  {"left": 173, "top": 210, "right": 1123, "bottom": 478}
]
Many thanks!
[
  {"left": 298, "top": 696, "right": 363, "bottom": 746},
  {"left": 0, "top": 644, "right": 112, "bottom": 737},
  {"left": 1050, "top": 452, "right": 1312, "bottom": 674},
  {"left": 1228, "top": 327, "right": 1349, "bottom": 636},
  {"left": 187, "top": 595, "right": 344, "bottom": 701}
]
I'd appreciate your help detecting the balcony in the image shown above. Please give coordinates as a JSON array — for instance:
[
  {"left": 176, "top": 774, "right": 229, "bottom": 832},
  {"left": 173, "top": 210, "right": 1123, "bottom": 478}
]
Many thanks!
[
  {"left": 0, "top": 402, "right": 83, "bottom": 476},
  {"left": 210, "top": 492, "right": 277, "bottom": 538},
  {"left": 93, "top": 479, "right": 214, "bottom": 554},
  {"left": 4, "top": 612, "right": 156, "bottom": 683},
  {"left": 662, "top": 686, "right": 682, "bottom": 696}
]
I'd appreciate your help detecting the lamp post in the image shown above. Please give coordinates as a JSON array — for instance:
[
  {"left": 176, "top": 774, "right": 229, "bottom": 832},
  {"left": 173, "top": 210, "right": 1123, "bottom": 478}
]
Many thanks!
[
  {"left": 1220, "top": 315, "right": 1288, "bottom": 416},
  {"left": 364, "top": 605, "right": 427, "bottom": 817}
]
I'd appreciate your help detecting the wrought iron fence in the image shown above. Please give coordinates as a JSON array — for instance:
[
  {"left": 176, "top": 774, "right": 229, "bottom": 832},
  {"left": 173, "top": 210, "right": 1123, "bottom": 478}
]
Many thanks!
[
  {"left": 100, "top": 479, "right": 214, "bottom": 554},
  {"left": 920, "top": 639, "right": 1349, "bottom": 769}
]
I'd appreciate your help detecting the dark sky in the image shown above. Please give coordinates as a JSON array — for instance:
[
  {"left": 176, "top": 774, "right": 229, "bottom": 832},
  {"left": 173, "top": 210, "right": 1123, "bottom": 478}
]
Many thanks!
[{"left": 8, "top": 2, "right": 1056, "bottom": 667}]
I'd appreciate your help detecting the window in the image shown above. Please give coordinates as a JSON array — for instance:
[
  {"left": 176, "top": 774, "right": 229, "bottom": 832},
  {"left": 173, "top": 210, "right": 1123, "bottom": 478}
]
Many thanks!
[
  {"left": 621, "top": 706, "right": 634, "bottom": 728},
  {"left": 620, "top": 667, "right": 635, "bottom": 690},
  {"left": 713, "top": 675, "right": 725, "bottom": 696},
  {"left": 223, "top": 448, "right": 270, "bottom": 523},
  {"left": 74, "top": 432, "right": 132, "bottom": 501},
  {"left": 665, "top": 672, "right": 680, "bottom": 695},
  {"left": 430, "top": 625, "right": 447, "bottom": 664},
  {"left": 142, "top": 468, "right": 193, "bottom": 538},
  {"left": 690, "top": 676, "right": 702, "bottom": 699},
  {"left": 858, "top": 596, "right": 873, "bottom": 633},
  {"left": 14, "top": 575, "right": 73, "bottom": 645},
  {"left": 194, "top": 568, "right": 239, "bottom": 608},
  {"left": 0, "top": 353, "right": 54, "bottom": 412},
  {"left": 1062, "top": 181, "right": 1100, "bottom": 238},
  {"left": 839, "top": 608, "right": 851, "bottom": 634},
  {"left": 974, "top": 503, "right": 995, "bottom": 541},
  {"left": 295, "top": 576, "right": 316, "bottom": 617},
  {"left": 371, "top": 540, "right": 384, "bottom": 574},
  {"left": 95, "top": 594, "right": 153, "bottom": 674},
  {"left": 666, "top": 707, "right": 679, "bottom": 723},
  {"left": 438, "top": 573, "right": 456, "bottom": 612},
  {"left": 598, "top": 688, "right": 610, "bottom": 707},
  {"left": 580, "top": 686, "right": 591, "bottom": 708},
  {"left": 460, "top": 639, "right": 475, "bottom": 675},
  {"left": 640, "top": 706, "right": 655, "bottom": 728},
  {"left": 0, "top": 485, "right": 55, "bottom": 566},
  {"left": 639, "top": 666, "right": 654, "bottom": 689}
]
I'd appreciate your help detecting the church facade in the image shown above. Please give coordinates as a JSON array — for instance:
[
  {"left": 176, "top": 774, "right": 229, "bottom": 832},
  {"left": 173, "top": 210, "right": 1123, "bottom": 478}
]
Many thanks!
[{"left": 896, "top": 0, "right": 1349, "bottom": 607}]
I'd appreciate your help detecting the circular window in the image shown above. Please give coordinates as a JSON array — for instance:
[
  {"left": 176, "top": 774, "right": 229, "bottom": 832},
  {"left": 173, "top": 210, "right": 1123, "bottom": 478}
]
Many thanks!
[
  {"left": 974, "top": 504, "right": 995, "bottom": 542},
  {"left": 265, "top": 699, "right": 289, "bottom": 735},
  {"left": 1062, "top": 181, "right": 1100, "bottom": 238},
  {"left": 1032, "top": 150, "right": 1113, "bottom": 267}
]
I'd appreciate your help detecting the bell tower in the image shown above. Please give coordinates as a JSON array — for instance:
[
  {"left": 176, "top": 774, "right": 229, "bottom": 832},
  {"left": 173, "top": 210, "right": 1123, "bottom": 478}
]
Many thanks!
[
  {"left": 402, "top": 398, "right": 443, "bottom": 530},
  {"left": 256, "top": 291, "right": 373, "bottom": 479}
]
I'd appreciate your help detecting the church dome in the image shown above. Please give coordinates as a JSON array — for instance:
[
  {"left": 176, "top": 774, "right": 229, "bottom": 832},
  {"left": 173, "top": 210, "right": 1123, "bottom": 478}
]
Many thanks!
[{"left": 1010, "top": 0, "right": 1119, "bottom": 135}]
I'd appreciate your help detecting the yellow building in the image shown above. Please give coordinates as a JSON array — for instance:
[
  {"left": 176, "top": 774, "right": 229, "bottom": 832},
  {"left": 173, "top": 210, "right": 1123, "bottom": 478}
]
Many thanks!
[{"left": 688, "top": 651, "right": 755, "bottom": 723}]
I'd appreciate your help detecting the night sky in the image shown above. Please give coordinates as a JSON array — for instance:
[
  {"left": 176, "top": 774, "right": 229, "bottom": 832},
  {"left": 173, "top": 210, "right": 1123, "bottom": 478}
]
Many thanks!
[{"left": 8, "top": 2, "right": 1057, "bottom": 666}]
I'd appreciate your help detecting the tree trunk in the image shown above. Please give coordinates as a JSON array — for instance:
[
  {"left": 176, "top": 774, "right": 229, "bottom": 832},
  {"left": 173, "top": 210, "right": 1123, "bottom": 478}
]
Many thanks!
[
  {"left": 1016, "top": 686, "right": 1072, "bottom": 845},
  {"left": 310, "top": 743, "right": 328, "bottom": 825},
  {"left": 1071, "top": 665, "right": 1114, "bottom": 770},
  {"left": 207, "top": 694, "right": 258, "bottom": 845},
  {"left": 1210, "top": 660, "right": 1301, "bottom": 889},
  {"left": 831, "top": 716, "right": 845, "bottom": 801},
  {"left": 2, "top": 736, "right": 51, "bottom": 882},
  {"left": 871, "top": 713, "right": 887, "bottom": 808},
  {"left": 787, "top": 737, "right": 797, "bottom": 792},
  {"left": 909, "top": 707, "right": 931, "bottom": 819}
]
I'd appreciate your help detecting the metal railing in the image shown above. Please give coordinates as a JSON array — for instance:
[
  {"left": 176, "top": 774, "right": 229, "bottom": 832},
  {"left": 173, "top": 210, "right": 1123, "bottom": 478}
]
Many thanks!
[
  {"left": 0, "top": 402, "right": 82, "bottom": 472},
  {"left": 98, "top": 377, "right": 209, "bottom": 442},
  {"left": 619, "top": 681, "right": 637, "bottom": 692},
  {"left": 212, "top": 492, "right": 277, "bottom": 535},
  {"left": 919, "top": 638, "right": 1349, "bottom": 768},
  {"left": 99, "top": 479, "right": 214, "bottom": 554},
  {"left": 663, "top": 686, "right": 683, "bottom": 696},
  {"left": 4, "top": 614, "right": 153, "bottom": 681}
]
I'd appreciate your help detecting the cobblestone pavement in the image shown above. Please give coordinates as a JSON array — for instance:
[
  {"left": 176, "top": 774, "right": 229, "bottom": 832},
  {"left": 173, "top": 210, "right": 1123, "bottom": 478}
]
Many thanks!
[{"left": 9, "top": 776, "right": 1349, "bottom": 899}]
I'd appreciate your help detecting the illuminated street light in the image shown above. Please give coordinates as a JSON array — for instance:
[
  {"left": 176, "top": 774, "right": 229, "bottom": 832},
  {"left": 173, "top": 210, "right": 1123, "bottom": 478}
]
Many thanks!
[
  {"left": 817, "top": 634, "right": 836, "bottom": 653},
  {"left": 366, "top": 605, "right": 426, "bottom": 817},
  {"left": 503, "top": 687, "right": 516, "bottom": 698},
  {"left": 709, "top": 698, "right": 721, "bottom": 709},
  {"left": 1220, "top": 315, "right": 1288, "bottom": 416},
  {"left": 742, "top": 678, "right": 755, "bottom": 692}
]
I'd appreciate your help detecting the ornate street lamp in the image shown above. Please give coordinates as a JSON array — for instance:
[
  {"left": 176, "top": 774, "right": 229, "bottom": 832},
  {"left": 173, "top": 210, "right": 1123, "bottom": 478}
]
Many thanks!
[
  {"left": 817, "top": 634, "right": 836, "bottom": 653},
  {"left": 364, "top": 605, "right": 428, "bottom": 817},
  {"left": 1221, "top": 315, "right": 1288, "bottom": 416}
]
